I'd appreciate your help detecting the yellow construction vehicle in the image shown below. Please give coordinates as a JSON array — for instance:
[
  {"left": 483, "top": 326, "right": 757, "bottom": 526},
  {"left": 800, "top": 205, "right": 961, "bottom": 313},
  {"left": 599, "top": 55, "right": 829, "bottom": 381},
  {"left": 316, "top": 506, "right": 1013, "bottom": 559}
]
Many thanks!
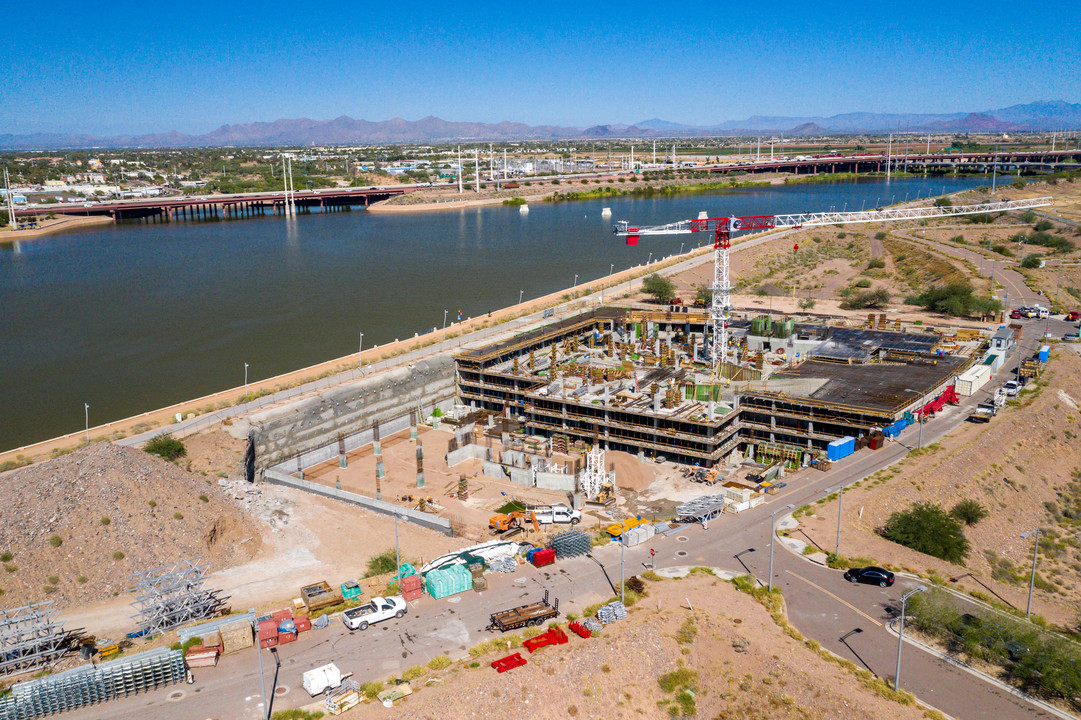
[{"left": 489, "top": 510, "right": 540, "bottom": 533}]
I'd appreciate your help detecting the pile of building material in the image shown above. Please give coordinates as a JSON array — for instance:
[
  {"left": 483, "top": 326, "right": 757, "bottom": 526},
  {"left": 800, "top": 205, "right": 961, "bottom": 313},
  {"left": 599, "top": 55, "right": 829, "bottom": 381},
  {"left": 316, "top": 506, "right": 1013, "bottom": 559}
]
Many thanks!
[
  {"left": 425, "top": 564, "right": 473, "bottom": 599},
  {"left": 621, "top": 524, "right": 655, "bottom": 547},
  {"left": 469, "top": 563, "right": 488, "bottom": 593},
  {"left": 489, "top": 557, "right": 517, "bottom": 573},
  {"left": 400, "top": 575, "right": 424, "bottom": 602},
  {"left": 597, "top": 601, "right": 627, "bottom": 624},
  {"left": 549, "top": 530, "right": 591, "bottom": 558},
  {"left": 582, "top": 617, "right": 603, "bottom": 634},
  {"left": 676, "top": 495, "right": 728, "bottom": 523}
]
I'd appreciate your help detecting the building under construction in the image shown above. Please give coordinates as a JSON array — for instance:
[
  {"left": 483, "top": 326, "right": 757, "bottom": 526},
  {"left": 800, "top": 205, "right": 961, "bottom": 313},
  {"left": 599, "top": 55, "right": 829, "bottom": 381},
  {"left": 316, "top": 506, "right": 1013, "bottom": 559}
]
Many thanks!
[{"left": 455, "top": 307, "right": 973, "bottom": 467}]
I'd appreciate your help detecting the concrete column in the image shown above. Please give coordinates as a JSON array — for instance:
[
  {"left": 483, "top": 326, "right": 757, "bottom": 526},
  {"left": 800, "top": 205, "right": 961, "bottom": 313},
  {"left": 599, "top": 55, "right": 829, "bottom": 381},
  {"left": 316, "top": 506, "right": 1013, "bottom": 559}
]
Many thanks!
[
  {"left": 409, "top": 409, "right": 418, "bottom": 441},
  {"left": 338, "top": 435, "right": 347, "bottom": 468},
  {"left": 296, "top": 454, "right": 304, "bottom": 481},
  {"left": 416, "top": 440, "right": 425, "bottom": 488},
  {"left": 373, "top": 421, "right": 384, "bottom": 500}
]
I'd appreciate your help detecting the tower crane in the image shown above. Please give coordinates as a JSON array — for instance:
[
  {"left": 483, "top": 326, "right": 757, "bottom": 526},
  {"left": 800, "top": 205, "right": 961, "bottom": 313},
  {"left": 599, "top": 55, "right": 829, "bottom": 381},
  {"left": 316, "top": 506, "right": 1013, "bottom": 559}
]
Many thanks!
[{"left": 613, "top": 195, "right": 1052, "bottom": 375}]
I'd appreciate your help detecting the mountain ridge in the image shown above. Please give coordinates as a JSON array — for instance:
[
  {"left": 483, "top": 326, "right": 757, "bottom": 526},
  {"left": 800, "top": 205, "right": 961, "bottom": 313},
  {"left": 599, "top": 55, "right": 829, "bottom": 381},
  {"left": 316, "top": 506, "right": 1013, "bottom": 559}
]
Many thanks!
[{"left": 3, "top": 101, "right": 1079, "bottom": 150}]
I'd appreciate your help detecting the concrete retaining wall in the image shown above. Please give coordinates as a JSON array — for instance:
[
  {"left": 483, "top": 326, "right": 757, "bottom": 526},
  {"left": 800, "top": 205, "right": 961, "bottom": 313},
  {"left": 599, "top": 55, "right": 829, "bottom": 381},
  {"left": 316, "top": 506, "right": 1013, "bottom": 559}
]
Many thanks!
[
  {"left": 535, "top": 471, "right": 577, "bottom": 492},
  {"left": 446, "top": 444, "right": 491, "bottom": 467},
  {"left": 483, "top": 461, "right": 507, "bottom": 479},
  {"left": 263, "top": 469, "right": 452, "bottom": 535},
  {"left": 252, "top": 356, "right": 456, "bottom": 469}
]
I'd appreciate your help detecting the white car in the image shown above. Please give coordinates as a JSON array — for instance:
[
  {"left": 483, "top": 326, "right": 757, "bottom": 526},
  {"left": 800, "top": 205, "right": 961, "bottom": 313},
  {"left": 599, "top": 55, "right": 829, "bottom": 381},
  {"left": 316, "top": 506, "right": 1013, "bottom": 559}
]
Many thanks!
[
  {"left": 1003, "top": 380, "right": 1022, "bottom": 397},
  {"left": 342, "top": 596, "right": 407, "bottom": 631}
]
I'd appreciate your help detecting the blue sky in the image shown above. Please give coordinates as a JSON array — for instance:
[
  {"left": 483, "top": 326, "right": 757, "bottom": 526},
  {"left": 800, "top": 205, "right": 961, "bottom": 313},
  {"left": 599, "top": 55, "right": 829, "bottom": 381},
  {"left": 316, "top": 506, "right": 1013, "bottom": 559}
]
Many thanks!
[{"left": 3, "top": 0, "right": 1079, "bottom": 136}]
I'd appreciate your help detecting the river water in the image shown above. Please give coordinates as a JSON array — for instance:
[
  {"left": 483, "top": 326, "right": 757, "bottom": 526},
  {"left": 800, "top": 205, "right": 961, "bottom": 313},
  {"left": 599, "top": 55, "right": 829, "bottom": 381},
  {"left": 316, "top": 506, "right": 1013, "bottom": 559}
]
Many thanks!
[{"left": 0, "top": 176, "right": 987, "bottom": 450}]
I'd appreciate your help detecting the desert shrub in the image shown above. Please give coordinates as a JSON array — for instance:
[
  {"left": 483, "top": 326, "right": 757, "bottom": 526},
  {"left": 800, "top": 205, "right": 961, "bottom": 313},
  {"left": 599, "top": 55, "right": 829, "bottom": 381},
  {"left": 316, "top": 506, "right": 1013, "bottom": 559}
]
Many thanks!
[
  {"left": 1020, "top": 254, "right": 1043, "bottom": 269},
  {"left": 173, "top": 512, "right": 184, "bottom": 520},
  {"left": 906, "top": 281, "right": 999, "bottom": 317},
  {"left": 855, "top": 278, "right": 872, "bottom": 288},
  {"left": 934, "top": 197, "right": 952, "bottom": 207},
  {"left": 270, "top": 710, "right": 325, "bottom": 720},
  {"left": 100, "top": 517, "right": 111, "bottom": 526},
  {"left": 950, "top": 499, "right": 989, "bottom": 526},
  {"left": 145, "top": 433, "right": 186, "bottom": 461},
  {"left": 840, "top": 288, "right": 890, "bottom": 310},
  {"left": 0, "top": 553, "right": 11, "bottom": 563},
  {"left": 198, "top": 494, "right": 209, "bottom": 503},
  {"left": 48, "top": 535, "right": 62, "bottom": 548},
  {"left": 642, "top": 273, "right": 676, "bottom": 303},
  {"left": 881, "top": 502, "right": 969, "bottom": 563},
  {"left": 966, "top": 213, "right": 994, "bottom": 224},
  {"left": 1033, "top": 219, "right": 1052, "bottom": 231},
  {"left": 1011, "top": 177, "right": 1026, "bottom": 189},
  {"left": 364, "top": 549, "right": 397, "bottom": 578},
  {"left": 874, "top": 231, "right": 887, "bottom": 240},
  {"left": 427, "top": 655, "right": 452, "bottom": 670},
  {"left": 112, "top": 551, "right": 125, "bottom": 561},
  {"left": 867, "top": 258, "right": 886, "bottom": 269}
]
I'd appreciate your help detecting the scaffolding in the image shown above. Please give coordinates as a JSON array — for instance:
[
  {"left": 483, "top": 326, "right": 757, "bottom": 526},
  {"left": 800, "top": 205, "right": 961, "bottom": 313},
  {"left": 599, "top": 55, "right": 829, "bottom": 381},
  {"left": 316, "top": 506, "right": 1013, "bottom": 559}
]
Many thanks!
[
  {"left": 129, "top": 559, "right": 227, "bottom": 637},
  {"left": 0, "top": 647, "right": 185, "bottom": 719},
  {"left": 0, "top": 603, "right": 81, "bottom": 677}
]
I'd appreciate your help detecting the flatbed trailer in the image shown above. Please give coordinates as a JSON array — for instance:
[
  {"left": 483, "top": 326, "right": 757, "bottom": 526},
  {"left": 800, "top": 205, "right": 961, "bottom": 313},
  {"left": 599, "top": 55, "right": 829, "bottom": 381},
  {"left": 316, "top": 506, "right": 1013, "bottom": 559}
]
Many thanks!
[{"left": 486, "top": 589, "right": 559, "bottom": 632}]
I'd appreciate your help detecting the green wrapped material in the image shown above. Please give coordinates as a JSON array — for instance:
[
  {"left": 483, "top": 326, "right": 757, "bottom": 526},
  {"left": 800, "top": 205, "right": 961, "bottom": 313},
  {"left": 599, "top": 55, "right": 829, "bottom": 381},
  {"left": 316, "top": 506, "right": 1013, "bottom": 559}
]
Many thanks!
[{"left": 425, "top": 564, "right": 474, "bottom": 599}]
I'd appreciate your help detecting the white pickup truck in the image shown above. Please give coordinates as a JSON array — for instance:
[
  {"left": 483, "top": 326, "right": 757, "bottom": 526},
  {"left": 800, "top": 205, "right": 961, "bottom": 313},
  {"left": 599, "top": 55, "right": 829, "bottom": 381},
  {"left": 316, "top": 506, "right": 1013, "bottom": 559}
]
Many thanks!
[
  {"left": 532, "top": 504, "right": 582, "bottom": 525},
  {"left": 342, "top": 596, "right": 407, "bottom": 631}
]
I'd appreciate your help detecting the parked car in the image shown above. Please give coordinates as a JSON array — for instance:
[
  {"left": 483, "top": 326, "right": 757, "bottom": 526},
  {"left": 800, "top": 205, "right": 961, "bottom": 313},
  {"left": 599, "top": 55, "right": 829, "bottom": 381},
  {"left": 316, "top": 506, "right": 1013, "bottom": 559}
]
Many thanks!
[
  {"left": 1063, "top": 333, "right": 1080, "bottom": 343},
  {"left": 843, "top": 567, "right": 895, "bottom": 587},
  {"left": 1003, "top": 380, "right": 1022, "bottom": 396},
  {"left": 1010, "top": 309, "right": 1025, "bottom": 319},
  {"left": 1066, "top": 311, "right": 1081, "bottom": 321}
]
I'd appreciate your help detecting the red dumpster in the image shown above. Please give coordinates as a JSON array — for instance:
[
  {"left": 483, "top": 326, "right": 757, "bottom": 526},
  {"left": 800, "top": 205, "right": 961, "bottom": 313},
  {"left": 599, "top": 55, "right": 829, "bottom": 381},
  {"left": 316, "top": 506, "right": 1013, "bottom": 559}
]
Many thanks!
[
  {"left": 531, "top": 548, "right": 556, "bottom": 568},
  {"left": 258, "top": 620, "right": 278, "bottom": 649}
]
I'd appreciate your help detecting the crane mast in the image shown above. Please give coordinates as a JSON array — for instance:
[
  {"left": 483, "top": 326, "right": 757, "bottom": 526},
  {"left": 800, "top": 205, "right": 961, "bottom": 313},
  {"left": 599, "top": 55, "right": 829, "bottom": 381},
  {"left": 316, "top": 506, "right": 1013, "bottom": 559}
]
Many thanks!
[{"left": 614, "top": 196, "right": 1053, "bottom": 375}]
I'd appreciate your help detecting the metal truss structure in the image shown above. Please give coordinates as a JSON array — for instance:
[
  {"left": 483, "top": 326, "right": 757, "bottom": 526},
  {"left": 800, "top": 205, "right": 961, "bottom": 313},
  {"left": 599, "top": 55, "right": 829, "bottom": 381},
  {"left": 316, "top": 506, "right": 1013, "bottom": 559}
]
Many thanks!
[
  {"left": 129, "top": 559, "right": 227, "bottom": 637},
  {"left": 0, "top": 602, "right": 82, "bottom": 677},
  {"left": 614, "top": 196, "right": 1053, "bottom": 374}
]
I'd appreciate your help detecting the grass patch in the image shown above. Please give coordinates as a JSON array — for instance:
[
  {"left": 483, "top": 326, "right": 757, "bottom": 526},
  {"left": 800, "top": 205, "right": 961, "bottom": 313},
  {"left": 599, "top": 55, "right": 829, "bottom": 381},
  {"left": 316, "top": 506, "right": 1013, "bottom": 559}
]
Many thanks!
[
  {"left": 468, "top": 634, "right": 523, "bottom": 657},
  {"left": 675, "top": 617, "right": 698, "bottom": 645},
  {"left": 364, "top": 549, "right": 398, "bottom": 578},
  {"left": 427, "top": 655, "right": 452, "bottom": 670}
]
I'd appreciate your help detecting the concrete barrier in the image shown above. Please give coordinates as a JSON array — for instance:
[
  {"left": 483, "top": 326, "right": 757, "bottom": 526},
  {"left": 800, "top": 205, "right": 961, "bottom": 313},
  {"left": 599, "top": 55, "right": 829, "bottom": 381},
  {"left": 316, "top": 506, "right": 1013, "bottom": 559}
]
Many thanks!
[
  {"left": 263, "top": 469, "right": 452, "bottom": 536},
  {"left": 446, "top": 444, "right": 491, "bottom": 467}
]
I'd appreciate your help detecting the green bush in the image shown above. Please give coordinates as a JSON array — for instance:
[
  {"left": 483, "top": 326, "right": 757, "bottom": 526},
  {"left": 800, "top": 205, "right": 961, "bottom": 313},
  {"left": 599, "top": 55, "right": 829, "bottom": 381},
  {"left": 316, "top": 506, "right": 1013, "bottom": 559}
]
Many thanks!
[
  {"left": 427, "top": 655, "right": 452, "bottom": 670},
  {"left": 840, "top": 288, "right": 890, "bottom": 310},
  {"left": 642, "top": 273, "right": 676, "bottom": 303},
  {"left": 1011, "top": 177, "right": 1026, "bottom": 190},
  {"left": 100, "top": 517, "right": 111, "bottom": 526},
  {"left": 874, "top": 231, "right": 887, "bottom": 240},
  {"left": 855, "top": 278, "right": 872, "bottom": 288},
  {"left": 1020, "top": 254, "right": 1043, "bottom": 269},
  {"left": 867, "top": 258, "right": 886, "bottom": 269},
  {"left": 173, "top": 512, "right": 184, "bottom": 520},
  {"left": 112, "top": 551, "right": 125, "bottom": 561},
  {"left": 950, "top": 499, "right": 989, "bottom": 526},
  {"left": 966, "top": 213, "right": 995, "bottom": 224},
  {"left": 991, "top": 244, "right": 1014, "bottom": 257},
  {"left": 906, "top": 281, "right": 1000, "bottom": 317},
  {"left": 48, "top": 535, "right": 62, "bottom": 548},
  {"left": 364, "top": 549, "right": 398, "bottom": 578},
  {"left": 0, "top": 553, "right": 12, "bottom": 563},
  {"left": 145, "top": 433, "right": 186, "bottom": 461},
  {"left": 881, "top": 502, "right": 969, "bottom": 563},
  {"left": 934, "top": 197, "right": 952, "bottom": 207},
  {"left": 1033, "top": 219, "right": 1052, "bottom": 232}
]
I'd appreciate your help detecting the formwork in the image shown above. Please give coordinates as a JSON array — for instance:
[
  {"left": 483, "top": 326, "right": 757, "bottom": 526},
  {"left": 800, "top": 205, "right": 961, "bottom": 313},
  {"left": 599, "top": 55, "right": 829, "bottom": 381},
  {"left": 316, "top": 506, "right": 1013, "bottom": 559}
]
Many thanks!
[
  {"left": 129, "top": 559, "right": 227, "bottom": 637},
  {"left": 0, "top": 603, "right": 82, "bottom": 678},
  {"left": 0, "top": 648, "right": 185, "bottom": 719}
]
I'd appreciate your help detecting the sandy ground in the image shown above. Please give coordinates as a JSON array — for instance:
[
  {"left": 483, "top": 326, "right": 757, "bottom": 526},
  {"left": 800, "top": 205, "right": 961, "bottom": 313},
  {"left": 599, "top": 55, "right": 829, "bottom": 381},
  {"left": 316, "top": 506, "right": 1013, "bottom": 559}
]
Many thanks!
[
  {"left": 341, "top": 573, "right": 930, "bottom": 720},
  {"left": 804, "top": 346, "right": 1081, "bottom": 626},
  {"left": 0, "top": 214, "right": 112, "bottom": 242}
]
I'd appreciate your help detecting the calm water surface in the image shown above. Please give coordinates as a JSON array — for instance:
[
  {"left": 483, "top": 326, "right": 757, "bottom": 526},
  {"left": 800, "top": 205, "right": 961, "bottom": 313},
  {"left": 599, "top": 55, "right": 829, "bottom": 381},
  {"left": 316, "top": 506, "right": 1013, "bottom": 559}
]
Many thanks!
[{"left": 0, "top": 177, "right": 987, "bottom": 449}]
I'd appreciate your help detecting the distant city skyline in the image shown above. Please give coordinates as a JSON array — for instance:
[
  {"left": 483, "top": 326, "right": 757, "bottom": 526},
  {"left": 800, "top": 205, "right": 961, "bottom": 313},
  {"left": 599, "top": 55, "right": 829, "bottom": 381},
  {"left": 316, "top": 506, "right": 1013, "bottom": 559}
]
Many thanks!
[{"left": 2, "top": 0, "right": 1079, "bottom": 136}]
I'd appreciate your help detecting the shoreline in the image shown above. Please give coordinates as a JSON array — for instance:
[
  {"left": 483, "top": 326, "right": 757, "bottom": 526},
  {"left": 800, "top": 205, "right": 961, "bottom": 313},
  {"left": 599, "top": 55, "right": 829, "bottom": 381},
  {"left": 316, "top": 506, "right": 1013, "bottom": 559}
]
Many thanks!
[{"left": 0, "top": 214, "right": 113, "bottom": 242}]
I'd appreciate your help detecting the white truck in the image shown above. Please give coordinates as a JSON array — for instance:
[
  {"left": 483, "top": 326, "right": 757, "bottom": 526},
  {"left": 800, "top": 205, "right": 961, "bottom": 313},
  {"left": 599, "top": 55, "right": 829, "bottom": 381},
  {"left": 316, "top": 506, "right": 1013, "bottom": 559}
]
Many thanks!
[
  {"left": 342, "top": 596, "right": 407, "bottom": 631},
  {"left": 532, "top": 503, "right": 582, "bottom": 525}
]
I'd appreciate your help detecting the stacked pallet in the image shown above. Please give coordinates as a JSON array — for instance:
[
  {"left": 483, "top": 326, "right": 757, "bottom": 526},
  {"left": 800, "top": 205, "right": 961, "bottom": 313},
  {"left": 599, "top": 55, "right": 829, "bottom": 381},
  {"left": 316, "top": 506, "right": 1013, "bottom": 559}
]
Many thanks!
[
  {"left": 400, "top": 575, "right": 424, "bottom": 602},
  {"left": 219, "top": 619, "right": 254, "bottom": 655},
  {"left": 184, "top": 645, "right": 219, "bottom": 668},
  {"left": 549, "top": 529, "right": 591, "bottom": 558},
  {"left": 597, "top": 601, "right": 627, "bottom": 625}
]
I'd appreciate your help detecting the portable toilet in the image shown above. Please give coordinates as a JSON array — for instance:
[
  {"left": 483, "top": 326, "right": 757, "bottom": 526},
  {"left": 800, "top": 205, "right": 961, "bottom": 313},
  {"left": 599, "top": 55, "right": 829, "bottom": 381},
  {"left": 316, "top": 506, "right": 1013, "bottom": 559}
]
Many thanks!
[{"left": 1038, "top": 345, "right": 1050, "bottom": 363}]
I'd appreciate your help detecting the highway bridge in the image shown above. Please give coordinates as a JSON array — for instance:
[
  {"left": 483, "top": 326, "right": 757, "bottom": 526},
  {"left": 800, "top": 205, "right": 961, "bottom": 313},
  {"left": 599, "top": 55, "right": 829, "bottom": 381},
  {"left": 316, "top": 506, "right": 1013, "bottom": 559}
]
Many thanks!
[
  {"left": 707, "top": 149, "right": 1081, "bottom": 176},
  {"left": 11, "top": 185, "right": 415, "bottom": 221}
]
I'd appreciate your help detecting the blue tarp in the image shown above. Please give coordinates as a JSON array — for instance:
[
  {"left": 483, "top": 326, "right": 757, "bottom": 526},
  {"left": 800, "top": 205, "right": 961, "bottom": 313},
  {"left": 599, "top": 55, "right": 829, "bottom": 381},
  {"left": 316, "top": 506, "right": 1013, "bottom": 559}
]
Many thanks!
[{"left": 882, "top": 418, "right": 909, "bottom": 438}]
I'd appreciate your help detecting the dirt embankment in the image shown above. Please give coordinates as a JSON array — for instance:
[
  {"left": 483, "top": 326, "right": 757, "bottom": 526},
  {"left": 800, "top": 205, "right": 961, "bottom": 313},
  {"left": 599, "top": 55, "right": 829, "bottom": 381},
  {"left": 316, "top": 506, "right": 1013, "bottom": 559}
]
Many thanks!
[
  {"left": 0, "top": 443, "right": 262, "bottom": 609},
  {"left": 344, "top": 573, "right": 929, "bottom": 720},
  {"left": 806, "top": 347, "right": 1081, "bottom": 625}
]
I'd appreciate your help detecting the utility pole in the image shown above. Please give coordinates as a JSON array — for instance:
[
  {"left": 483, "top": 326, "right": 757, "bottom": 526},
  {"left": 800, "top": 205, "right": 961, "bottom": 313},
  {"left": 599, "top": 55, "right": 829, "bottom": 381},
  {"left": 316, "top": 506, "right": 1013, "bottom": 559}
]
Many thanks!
[
  {"left": 474, "top": 149, "right": 480, "bottom": 193},
  {"left": 457, "top": 146, "right": 463, "bottom": 194},
  {"left": 991, "top": 147, "right": 999, "bottom": 194},
  {"left": 886, "top": 133, "right": 892, "bottom": 180},
  {"left": 894, "top": 586, "right": 926, "bottom": 690},
  {"left": 770, "top": 138, "right": 774, "bottom": 161},
  {"left": 652, "top": 140, "right": 656, "bottom": 165},
  {"left": 1021, "top": 529, "right": 1041, "bottom": 618},
  {"left": 756, "top": 136, "right": 760, "bottom": 162}
]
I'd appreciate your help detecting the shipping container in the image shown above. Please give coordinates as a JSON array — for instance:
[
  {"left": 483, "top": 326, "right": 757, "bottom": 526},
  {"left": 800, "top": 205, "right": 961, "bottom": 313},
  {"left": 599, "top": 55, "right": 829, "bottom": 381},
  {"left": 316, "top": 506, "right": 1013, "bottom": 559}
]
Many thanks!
[{"left": 955, "top": 364, "right": 992, "bottom": 396}]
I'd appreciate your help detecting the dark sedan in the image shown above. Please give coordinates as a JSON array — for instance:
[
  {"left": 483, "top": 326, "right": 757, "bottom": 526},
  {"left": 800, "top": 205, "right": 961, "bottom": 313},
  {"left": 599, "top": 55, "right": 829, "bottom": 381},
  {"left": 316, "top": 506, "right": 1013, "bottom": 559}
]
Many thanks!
[{"left": 843, "top": 566, "right": 895, "bottom": 587}]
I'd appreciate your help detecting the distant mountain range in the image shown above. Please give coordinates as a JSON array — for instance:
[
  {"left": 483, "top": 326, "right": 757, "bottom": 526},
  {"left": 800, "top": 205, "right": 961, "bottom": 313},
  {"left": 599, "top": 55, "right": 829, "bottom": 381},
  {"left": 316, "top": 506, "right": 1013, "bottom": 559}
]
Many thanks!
[{"left": 3, "top": 101, "right": 1080, "bottom": 150}]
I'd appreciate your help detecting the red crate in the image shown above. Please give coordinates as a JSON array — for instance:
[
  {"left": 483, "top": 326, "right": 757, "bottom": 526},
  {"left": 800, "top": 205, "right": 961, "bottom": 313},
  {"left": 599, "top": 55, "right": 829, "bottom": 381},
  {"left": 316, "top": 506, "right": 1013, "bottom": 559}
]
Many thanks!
[
  {"left": 258, "top": 620, "right": 278, "bottom": 639},
  {"left": 401, "top": 575, "right": 423, "bottom": 593},
  {"left": 294, "top": 615, "right": 312, "bottom": 633},
  {"left": 271, "top": 609, "right": 293, "bottom": 623},
  {"left": 402, "top": 587, "right": 424, "bottom": 602},
  {"left": 491, "top": 653, "right": 527, "bottom": 673},
  {"left": 278, "top": 632, "right": 297, "bottom": 644},
  {"left": 531, "top": 548, "right": 556, "bottom": 568}
]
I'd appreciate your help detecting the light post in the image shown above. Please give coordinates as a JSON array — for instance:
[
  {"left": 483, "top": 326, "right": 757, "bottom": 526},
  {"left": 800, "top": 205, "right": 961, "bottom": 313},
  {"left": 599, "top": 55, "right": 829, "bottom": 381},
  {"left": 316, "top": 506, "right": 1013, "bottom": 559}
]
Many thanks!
[
  {"left": 903, "top": 388, "right": 925, "bottom": 449},
  {"left": 768, "top": 504, "right": 795, "bottom": 592},
  {"left": 244, "top": 363, "right": 249, "bottom": 391},
  {"left": 251, "top": 606, "right": 268, "bottom": 719},
  {"left": 647, "top": 252, "right": 652, "bottom": 265},
  {"left": 825, "top": 486, "right": 844, "bottom": 558},
  {"left": 84, "top": 403, "right": 90, "bottom": 443},
  {"left": 442, "top": 309, "right": 448, "bottom": 341},
  {"left": 266, "top": 647, "right": 282, "bottom": 719},
  {"left": 620, "top": 537, "right": 626, "bottom": 604},
  {"left": 894, "top": 586, "right": 926, "bottom": 690},
  {"left": 518, "top": 289, "right": 524, "bottom": 306},
  {"left": 573, "top": 273, "right": 578, "bottom": 288},
  {"left": 679, "top": 242, "right": 684, "bottom": 255},
  {"left": 609, "top": 263, "right": 614, "bottom": 276},
  {"left": 394, "top": 513, "right": 406, "bottom": 592},
  {"left": 358, "top": 332, "right": 364, "bottom": 370},
  {"left": 1020, "top": 529, "right": 1041, "bottom": 618}
]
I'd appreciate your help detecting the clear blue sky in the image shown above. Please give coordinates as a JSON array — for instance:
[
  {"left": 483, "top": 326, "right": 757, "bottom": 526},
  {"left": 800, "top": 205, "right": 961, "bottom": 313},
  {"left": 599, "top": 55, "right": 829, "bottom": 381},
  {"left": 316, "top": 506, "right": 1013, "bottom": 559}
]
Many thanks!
[{"left": 3, "top": 0, "right": 1079, "bottom": 136}]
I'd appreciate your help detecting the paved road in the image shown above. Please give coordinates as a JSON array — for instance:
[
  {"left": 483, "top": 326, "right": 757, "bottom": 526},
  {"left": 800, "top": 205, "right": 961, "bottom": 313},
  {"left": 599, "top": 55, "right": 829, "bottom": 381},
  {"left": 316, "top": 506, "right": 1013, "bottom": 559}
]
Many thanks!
[{"left": 69, "top": 321, "right": 1076, "bottom": 720}]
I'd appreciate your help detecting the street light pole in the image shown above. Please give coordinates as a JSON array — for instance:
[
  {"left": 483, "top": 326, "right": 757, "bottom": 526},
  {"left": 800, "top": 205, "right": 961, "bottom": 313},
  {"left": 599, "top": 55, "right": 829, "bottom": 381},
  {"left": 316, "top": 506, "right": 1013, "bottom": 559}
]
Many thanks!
[
  {"left": 768, "top": 504, "right": 795, "bottom": 592},
  {"left": 1021, "top": 529, "right": 1041, "bottom": 618},
  {"left": 359, "top": 332, "right": 364, "bottom": 370},
  {"left": 244, "top": 363, "right": 249, "bottom": 391},
  {"left": 394, "top": 514, "right": 402, "bottom": 591},
  {"left": 826, "top": 486, "right": 844, "bottom": 558},
  {"left": 442, "top": 309, "right": 448, "bottom": 341},
  {"left": 84, "top": 403, "right": 89, "bottom": 443},
  {"left": 518, "top": 289, "right": 524, "bottom": 306},
  {"left": 573, "top": 273, "right": 578, "bottom": 288},
  {"left": 251, "top": 606, "right": 268, "bottom": 719},
  {"left": 894, "top": 586, "right": 927, "bottom": 690},
  {"left": 620, "top": 538, "right": 625, "bottom": 604}
]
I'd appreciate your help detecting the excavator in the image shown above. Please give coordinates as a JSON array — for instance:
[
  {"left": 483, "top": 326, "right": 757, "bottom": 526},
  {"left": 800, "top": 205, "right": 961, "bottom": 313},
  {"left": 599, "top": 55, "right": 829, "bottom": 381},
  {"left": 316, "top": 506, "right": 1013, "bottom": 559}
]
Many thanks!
[{"left": 489, "top": 510, "right": 541, "bottom": 533}]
